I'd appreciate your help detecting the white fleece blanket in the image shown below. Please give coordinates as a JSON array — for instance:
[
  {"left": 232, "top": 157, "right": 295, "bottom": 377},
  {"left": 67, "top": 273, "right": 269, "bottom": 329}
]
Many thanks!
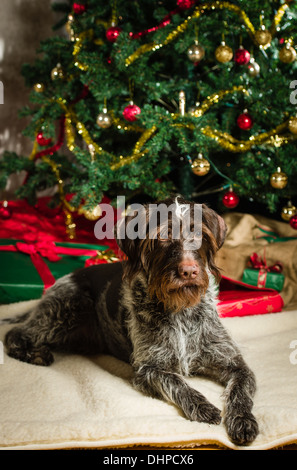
[{"left": 0, "top": 300, "right": 297, "bottom": 450}]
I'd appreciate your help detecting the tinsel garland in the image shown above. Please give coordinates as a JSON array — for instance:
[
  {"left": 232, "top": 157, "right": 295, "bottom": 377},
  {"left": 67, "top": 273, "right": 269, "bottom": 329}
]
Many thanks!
[
  {"left": 125, "top": 1, "right": 290, "bottom": 67},
  {"left": 70, "top": 1, "right": 289, "bottom": 71},
  {"left": 30, "top": 85, "right": 297, "bottom": 177},
  {"left": 110, "top": 126, "right": 157, "bottom": 170},
  {"left": 201, "top": 121, "right": 297, "bottom": 152},
  {"left": 185, "top": 86, "right": 249, "bottom": 117},
  {"left": 41, "top": 155, "right": 77, "bottom": 239}
]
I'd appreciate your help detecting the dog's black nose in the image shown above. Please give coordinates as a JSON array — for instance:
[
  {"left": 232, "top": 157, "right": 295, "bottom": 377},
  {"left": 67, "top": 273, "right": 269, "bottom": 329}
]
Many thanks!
[{"left": 178, "top": 262, "right": 199, "bottom": 280}]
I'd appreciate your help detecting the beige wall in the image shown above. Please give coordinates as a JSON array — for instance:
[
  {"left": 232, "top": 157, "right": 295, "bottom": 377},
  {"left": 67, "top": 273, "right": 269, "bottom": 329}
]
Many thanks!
[{"left": 0, "top": 0, "right": 63, "bottom": 197}]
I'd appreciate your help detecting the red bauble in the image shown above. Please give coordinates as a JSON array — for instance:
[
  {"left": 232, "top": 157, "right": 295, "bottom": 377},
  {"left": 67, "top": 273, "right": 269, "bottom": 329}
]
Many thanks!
[
  {"left": 36, "top": 132, "right": 52, "bottom": 146},
  {"left": 106, "top": 26, "right": 122, "bottom": 43},
  {"left": 237, "top": 112, "right": 253, "bottom": 130},
  {"left": 123, "top": 103, "right": 141, "bottom": 122},
  {"left": 222, "top": 190, "right": 239, "bottom": 209},
  {"left": 234, "top": 46, "right": 250, "bottom": 65},
  {"left": 0, "top": 201, "right": 12, "bottom": 220},
  {"left": 73, "top": 3, "right": 86, "bottom": 14},
  {"left": 177, "top": 0, "right": 195, "bottom": 9},
  {"left": 289, "top": 214, "right": 297, "bottom": 230}
]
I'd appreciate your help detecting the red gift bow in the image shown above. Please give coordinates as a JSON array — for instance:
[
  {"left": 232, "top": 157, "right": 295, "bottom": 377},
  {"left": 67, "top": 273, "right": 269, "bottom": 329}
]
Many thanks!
[
  {"left": 0, "top": 240, "right": 100, "bottom": 293},
  {"left": 249, "top": 252, "right": 283, "bottom": 273},
  {"left": 16, "top": 241, "right": 62, "bottom": 262},
  {"left": 249, "top": 252, "right": 283, "bottom": 289}
]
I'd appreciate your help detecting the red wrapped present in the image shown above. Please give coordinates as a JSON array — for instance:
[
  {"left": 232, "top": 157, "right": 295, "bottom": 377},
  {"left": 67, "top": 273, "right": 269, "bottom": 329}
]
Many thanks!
[
  {"left": 0, "top": 196, "right": 120, "bottom": 254},
  {"left": 217, "top": 275, "right": 284, "bottom": 318}
]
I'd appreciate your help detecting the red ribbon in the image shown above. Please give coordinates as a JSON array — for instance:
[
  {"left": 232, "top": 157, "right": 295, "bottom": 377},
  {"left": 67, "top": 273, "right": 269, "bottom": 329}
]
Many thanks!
[
  {"left": 33, "top": 115, "right": 66, "bottom": 160},
  {"left": 33, "top": 85, "right": 89, "bottom": 161},
  {"left": 128, "top": 2, "right": 197, "bottom": 40},
  {"left": 249, "top": 253, "right": 283, "bottom": 273},
  {"left": 129, "top": 9, "right": 179, "bottom": 39},
  {"left": 0, "top": 241, "right": 99, "bottom": 292}
]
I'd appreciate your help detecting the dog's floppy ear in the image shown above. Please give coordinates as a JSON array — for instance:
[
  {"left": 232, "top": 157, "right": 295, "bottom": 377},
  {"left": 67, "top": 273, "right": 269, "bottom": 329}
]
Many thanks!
[
  {"left": 202, "top": 204, "right": 227, "bottom": 250},
  {"left": 201, "top": 204, "right": 227, "bottom": 283},
  {"left": 115, "top": 205, "right": 147, "bottom": 280}
]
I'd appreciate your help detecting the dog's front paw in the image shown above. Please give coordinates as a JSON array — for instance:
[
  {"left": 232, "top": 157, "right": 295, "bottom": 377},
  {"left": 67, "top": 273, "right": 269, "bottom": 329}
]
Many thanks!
[
  {"left": 225, "top": 412, "right": 259, "bottom": 446},
  {"left": 184, "top": 402, "right": 222, "bottom": 425}
]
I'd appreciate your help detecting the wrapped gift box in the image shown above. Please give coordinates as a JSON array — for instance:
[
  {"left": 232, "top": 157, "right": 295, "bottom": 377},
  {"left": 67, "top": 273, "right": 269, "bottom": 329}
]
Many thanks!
[
  {"left": 241, "top": 252, "right": 285, "bottom": 292},
  {"left": 0, "top": 239, "right": 114, "bottom": 304},
  {"left": 242, "top": 267, "right": 285, "bottom": 292},
  {"left": 217, "top": 276, "right": 284, "bottom": 318}
]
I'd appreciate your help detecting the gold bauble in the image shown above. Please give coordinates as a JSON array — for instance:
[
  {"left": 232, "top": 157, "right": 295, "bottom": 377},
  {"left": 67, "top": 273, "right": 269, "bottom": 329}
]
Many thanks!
[
  {"left": 51, "top": 63, "right": 65, "bottom": 80},
  {"left": 281, "top": 201, "right": 297, "bottom": 221},
  {"left": 279, "top": 45, "right": 296, "bottom": 64},
  {"left": 288, "top": 116, "right": 297, "bottom": 135},
  {"left": 215, "top": 42, "right": 233, "bottom": 63},
  {"left": 34, "top": 83, "right": 45, "bottom": 93},
  {"left": 96, "top": 108, "right": 112, "bottom": 129},
  {"left": 187, "top": 42, "right": 205, "bottom": 62},
  {"left": 79, "top": 205, "right": 102, "bottom": 221},
  {"left": 254, "top": 29, "right": 272, "bottom": 46},
  {"left": 248, "top": 57, "right": 260, "bottom": 77},
  {"left": 270, "top": 167, "right": 288, "bottom": 189},
  {"left": 191, "top": 153, "right": 210, "bottom": 176}
]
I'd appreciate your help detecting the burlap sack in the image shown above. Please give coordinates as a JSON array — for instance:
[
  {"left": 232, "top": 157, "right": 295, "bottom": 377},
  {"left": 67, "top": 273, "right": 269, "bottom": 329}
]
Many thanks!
[{"left": 215, "top": 212, "right": 297, "bottom": 311}]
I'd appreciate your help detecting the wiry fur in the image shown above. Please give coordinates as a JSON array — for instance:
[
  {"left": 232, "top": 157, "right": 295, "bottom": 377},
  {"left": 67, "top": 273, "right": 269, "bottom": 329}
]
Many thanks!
[{"left": 4, "top": 197, "right": 259, "bottom": 445}]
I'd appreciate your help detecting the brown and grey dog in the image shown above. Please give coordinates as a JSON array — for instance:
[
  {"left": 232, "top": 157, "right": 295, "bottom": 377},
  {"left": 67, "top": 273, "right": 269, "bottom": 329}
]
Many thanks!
[{"left": 4, "top": 197, "right": 259, "bottom": 445}]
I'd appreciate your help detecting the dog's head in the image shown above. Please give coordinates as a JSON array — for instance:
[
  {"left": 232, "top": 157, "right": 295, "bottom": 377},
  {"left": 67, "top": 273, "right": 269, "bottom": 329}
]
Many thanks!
[{"left": 116, "top": 197, "right": 227, "bottom": 313}]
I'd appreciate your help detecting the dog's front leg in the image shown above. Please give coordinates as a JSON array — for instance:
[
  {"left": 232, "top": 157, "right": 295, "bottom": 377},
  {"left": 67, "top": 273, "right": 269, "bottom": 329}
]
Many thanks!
[
  {"left": 223, "top": 363, "right": 259, "bottom": 445},
  {"left": 133, "top": 364, "right": 221, "bottom": 425}
]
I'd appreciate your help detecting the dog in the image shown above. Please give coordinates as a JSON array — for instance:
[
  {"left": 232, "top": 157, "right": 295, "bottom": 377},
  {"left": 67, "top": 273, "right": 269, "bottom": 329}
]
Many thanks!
[{"left": 4, "top": 197, "right": 259, "bottom": 445}]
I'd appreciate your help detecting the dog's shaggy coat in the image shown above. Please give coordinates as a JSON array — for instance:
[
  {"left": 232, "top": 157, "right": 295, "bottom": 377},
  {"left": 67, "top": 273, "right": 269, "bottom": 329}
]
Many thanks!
[{"left": 4, "top": 198, "right": 259, "bottom": 445}]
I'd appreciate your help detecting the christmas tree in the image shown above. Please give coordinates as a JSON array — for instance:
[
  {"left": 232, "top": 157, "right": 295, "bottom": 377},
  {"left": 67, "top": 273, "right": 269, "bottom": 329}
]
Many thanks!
[{"left": 1, "top": 0, "right": 297, "bottom": 231}]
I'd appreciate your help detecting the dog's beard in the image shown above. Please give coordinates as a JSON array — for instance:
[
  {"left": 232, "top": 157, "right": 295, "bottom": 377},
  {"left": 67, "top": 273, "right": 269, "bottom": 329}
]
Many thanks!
[{"left": 148, "top": 271, "right": 209, "bottom": 314}]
